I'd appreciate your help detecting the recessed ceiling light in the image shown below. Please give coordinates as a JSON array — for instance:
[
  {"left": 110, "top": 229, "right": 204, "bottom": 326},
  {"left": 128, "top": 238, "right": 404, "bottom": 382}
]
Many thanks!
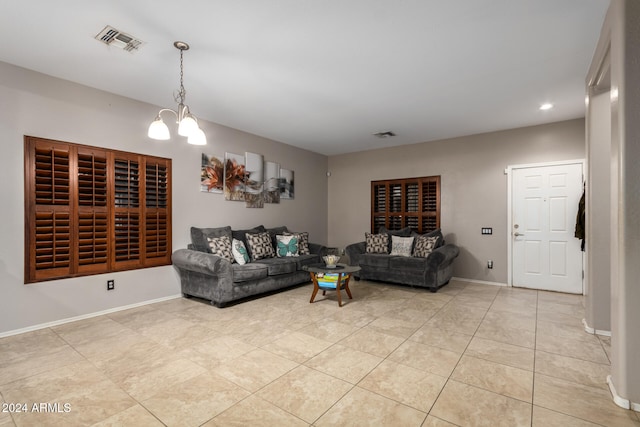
[{"left": 539, "top": 103, "right": 554, "bottom": 111}]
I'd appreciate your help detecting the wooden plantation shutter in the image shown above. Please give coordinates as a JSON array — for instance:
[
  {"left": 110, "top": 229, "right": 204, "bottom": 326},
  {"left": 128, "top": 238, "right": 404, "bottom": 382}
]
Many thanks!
[
  {"left": 26, "top": 140, "right": 72, "bottom": 281},
  {"left": 113, "top": 154, "right": 141, "bottom": 269},
  {"left": 371, "top": 176, "right": 440, "bottom": 234},
  {"left": 24, "top": 136, "right": 172, "bottom": 283},
  {"left": 144, "top": 158, "right": 171, "bottom": 265}
]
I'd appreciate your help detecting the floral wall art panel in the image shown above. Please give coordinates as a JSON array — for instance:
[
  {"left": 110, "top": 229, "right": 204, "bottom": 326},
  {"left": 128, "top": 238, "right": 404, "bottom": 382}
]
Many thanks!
[
  {"left": 224, "top": 152, "right": 246, "bottom": 201},
  {"left": 200, "top": 153, "right": 224, "bottom": 193},
  {"left": 264, "top": 161, "right": 280, "bottom": 204},
  {"left": 244, "top": 151, "right": 264, "bottom": 208},
  {"left": 280, "top": 168, "right": 294, "bottom": 200}
]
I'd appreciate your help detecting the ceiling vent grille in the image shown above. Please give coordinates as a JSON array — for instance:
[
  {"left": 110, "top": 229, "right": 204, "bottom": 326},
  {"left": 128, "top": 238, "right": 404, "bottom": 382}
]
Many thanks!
[
  {"left": 373, "top": 131, "right": 396, "bottom": 138},
  {"left": 95, "top": 25, "right": 143, "bottom": 52}
]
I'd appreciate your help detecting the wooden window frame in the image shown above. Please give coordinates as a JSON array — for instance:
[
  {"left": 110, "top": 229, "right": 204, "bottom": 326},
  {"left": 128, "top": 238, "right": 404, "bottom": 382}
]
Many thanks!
[
  {"left": 371, "top": 175, "right": 441, "bottom": 234},
  {"left": 24, "top": 136, "right": 172, "bottom": 283}
]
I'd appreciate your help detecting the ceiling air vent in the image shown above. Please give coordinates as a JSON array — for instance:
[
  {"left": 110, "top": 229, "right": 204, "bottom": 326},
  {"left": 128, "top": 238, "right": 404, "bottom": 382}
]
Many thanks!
[
  {"left": 95, "top": 25, "right": 143, "bottom": 52},
  {"left": 373, "top": 131, "right": 396, "bottom": 138}
]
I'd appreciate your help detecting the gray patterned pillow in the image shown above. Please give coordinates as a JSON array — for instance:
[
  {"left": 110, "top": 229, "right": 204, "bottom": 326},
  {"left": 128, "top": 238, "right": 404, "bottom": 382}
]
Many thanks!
[
  {"left": 207, "top": 235, "right": 233, "bottom": 262},
  {"left": 290, "top": 231, "right": 310, "bottom": 255},
  {"left": 413, "top": 235, "right": 439, "bottom": 257},
  {"left": 365, "top": 232, "right": 389, "bottom": 254},
  {"left": 389, "top": 235, "right": 415, "bottom": 257},
  {"left": 246, "top": 232, "right": 276, "bottom": 260}
]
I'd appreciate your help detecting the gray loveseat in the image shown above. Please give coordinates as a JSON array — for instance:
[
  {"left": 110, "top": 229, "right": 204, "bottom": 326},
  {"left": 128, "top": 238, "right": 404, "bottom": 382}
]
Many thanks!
[
  {"left": 345, "top": 227, "right": 459, "bottom": 292},
  {"left": 172, "top": 225, "right": 326, "bottom": 307}
]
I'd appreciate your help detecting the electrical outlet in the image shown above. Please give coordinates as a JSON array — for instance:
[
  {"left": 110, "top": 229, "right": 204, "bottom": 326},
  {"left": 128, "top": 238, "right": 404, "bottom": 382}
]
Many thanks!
[
  {"left": 107, "top": 280, "right": 114, "bottom": 290},
  {"left": 481, "top": 227, "right": 493, "bottom": 235},
  {"left": 487, "top": 260, "right": 493, "bottom": 269}
]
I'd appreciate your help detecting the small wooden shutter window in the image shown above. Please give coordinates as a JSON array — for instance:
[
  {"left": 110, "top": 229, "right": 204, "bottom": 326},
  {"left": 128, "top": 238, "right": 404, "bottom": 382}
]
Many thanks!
[
  {"left": 371, "top": 176, "right": 440, "bottom": 234},
  {"left": 113, "top": 155, "right": 141, "bottom": 268}
]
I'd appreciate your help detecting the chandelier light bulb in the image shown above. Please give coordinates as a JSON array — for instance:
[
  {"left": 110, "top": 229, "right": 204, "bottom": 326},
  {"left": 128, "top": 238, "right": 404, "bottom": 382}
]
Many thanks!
[
  {"left": 178, "top": 114, "right": 199, "bottom": 137},
  {"left": 148, "top": 116, "right": 170, "bottom": 140},
  {"left": 188, "top": 127, "right": 207, "bottom": 146}
]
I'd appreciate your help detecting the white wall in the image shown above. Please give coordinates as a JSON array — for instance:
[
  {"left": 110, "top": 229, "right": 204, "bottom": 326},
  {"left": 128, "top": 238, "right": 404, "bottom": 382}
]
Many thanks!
[
  {"left": 328, "top": 119, "right": 586, "bottom": 283},
  {"left": 0, "top": 61, "right": 328, "bottom": 335}
]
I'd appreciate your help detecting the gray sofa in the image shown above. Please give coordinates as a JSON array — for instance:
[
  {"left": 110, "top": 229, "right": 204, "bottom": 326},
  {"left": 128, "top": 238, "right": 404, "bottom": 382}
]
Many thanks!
[
  {"left": 172, "top": 225, "right": 326, "bottom": 307},
  {"left": 345, "top": 227, "right": 459, "bottom": 292}
]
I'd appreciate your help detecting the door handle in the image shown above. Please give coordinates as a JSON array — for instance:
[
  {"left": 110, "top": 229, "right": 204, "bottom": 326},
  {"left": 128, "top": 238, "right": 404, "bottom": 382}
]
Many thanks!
[{"left": 514, "top": 232, "right": 525, "bottom": 237}]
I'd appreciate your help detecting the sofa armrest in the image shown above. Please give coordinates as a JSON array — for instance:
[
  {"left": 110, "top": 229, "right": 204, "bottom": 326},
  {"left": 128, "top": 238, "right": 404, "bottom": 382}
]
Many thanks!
[
  {"left": 426, "top": 243, "right": 460, "bottom": 271},
  {"left": 345, "top": 241, "right": 366, "bottom": 266},
  {"left": 308, "top": 243, "right": 327, "bottom": 256},
  {"left": 171, "top": 249, "right": 232, "bottom": 277}
]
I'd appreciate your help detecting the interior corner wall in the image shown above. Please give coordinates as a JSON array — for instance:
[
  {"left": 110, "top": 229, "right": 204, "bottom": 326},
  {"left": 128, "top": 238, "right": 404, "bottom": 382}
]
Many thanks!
[
  {"left": 0, "top": 61, "right": 328, "bottom": 336},
  {"left": 605, "top": 0, "right": 640, "bottom": 409},
  {"left": 585, "top": 91, "right": 612, "bottom": 333},
  {"left": 327, "top": 119, "right": 585, "bottom": 284}
]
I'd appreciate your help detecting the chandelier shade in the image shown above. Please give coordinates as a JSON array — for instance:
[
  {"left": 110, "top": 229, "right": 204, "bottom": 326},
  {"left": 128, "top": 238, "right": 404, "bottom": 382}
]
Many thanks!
[{"left": 148, "top": 41, "right": 207, "bottom": 145}]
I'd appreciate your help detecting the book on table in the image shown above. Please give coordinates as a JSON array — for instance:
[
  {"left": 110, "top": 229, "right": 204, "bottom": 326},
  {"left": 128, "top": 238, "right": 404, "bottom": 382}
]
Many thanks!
[{"left": 316, "top": 273, "right": 350, "bottom": 288}]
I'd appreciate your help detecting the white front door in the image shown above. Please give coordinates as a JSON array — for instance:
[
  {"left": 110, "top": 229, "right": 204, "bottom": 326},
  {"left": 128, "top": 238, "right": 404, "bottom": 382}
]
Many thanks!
[{"left": 512, "top": 162, "right": 584, "bottom": 293}]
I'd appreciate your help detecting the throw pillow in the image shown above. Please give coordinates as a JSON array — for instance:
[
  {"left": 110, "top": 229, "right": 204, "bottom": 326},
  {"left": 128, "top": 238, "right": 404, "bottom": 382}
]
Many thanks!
[
  {"left": 365, "top": 232, "right": 389, "bottom": 254},
  {"left": 231, "top": 238, "right": 250, "bottom": 265},
  {"left": 275, "top": 234, "right": 299, "bottom": 257},
  {"left": 389, "top": 235, "right": 415, "bottom": 257},
  {"left": 245, "top": 231, "right": 276, "bottom": 261},
  {"left": 288, "top": 231, "right": 310, "bottom": 255},
  {"left": 413, "top": 235, "right": 440, "bottom": 257},
  {"left": 207, "top": 235, "right": 233, "bottom": 262}
]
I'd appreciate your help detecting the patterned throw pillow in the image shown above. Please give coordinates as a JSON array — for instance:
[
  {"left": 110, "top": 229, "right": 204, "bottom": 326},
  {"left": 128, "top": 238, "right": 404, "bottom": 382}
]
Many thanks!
[
  {"left": 389, "top": 235, "right": 415, "bottom": 257},
  {"left": 365, "top": 232, "right": 389, "bottom": 254},
  {"left": 413, "top": 235, "right": 440, "bottom": 257},
  {"left": 245, "top": 232, "right": 276, "bottom": 261},
  {"left": 207, "top": 235, "right": 233, "bottom": 262},
  {"left": 275, "top": 234, "right": 299, "bottom": 257},
  {"left": 287, "top": 231, "right": 310, "bottom": 255},
  {"left": 231, "top": 238, "right": 250, "bottom": 265}
]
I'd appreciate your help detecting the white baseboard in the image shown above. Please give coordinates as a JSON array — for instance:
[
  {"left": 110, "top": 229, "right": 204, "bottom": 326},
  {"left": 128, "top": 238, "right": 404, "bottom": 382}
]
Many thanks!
[
  {"left": 607, "top": 375, "right": 640, "bottom": 412},
  {"left": 582, "top": 318, "right": 612, "bottom": 337},
  {"left": 0, "top": 294, "right": 182, "bottom": 339},
  {"left": 451, "top": 277, "right": 507, "bottom": 287}
]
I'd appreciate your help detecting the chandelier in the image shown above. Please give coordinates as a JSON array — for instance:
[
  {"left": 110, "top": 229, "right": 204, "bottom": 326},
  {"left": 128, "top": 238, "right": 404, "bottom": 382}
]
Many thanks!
[{"left": 148, "top": 41, "right": 207, "bottom": 145}]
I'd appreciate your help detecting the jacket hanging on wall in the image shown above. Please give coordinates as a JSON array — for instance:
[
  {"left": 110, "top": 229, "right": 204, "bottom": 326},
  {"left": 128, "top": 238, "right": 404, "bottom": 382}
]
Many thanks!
[{"left": 575, "top": 187, "right": 586, "bottom": 251}]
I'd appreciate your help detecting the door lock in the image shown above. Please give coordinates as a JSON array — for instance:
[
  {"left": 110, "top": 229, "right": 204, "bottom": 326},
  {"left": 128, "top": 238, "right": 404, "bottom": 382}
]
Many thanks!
[{"left": 514, "top": 232, "right": 525, "bottom": 237}]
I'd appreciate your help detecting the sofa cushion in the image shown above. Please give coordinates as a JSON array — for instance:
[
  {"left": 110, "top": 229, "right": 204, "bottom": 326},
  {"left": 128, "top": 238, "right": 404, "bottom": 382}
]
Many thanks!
[
  {"left": 379, "top": 226, "right": 413, "bottom": 252},
  {"left": 207, "top": 235, "right": 233, "bottom": 262},
  {"left": 295, "top": 253, "right": 322, "bottom": 270},
  {"left": 231, "top": 238, "right": 250, "bottom": 265},
  {"left": 232, "top": 225, "right": 266, "bottom": 258},
  {"left": 365, "top": 232, "right": 389, "bottom": 254},
  {"left": 389, "top": 256, "right": 429, "bottom": 270},
  {"left": 267, "top": 226, "right": 289, "bottom": 248},
  {"left": 190, "top": 226, "right": 232, "bottom": 253},
  {"left": 246, "top": 231, "right": 276, "bottom": 261},
  {"left": 413, "top": 235, "right": 439, "bottom": 257},
  {"left": 275, "top": 234, "right": 299, "bottom": 257},
  {"left": 232, "top": 263, "right": 268, "bottom": 282},
  {"left": 389, "top": 235, "right": 414, "bottom": 257},
  {"left": 360, "top": 253, "right": 390, "bottom": 268},
  {"left": 256, "top": 257, "right": 297, "bottom": 275}
]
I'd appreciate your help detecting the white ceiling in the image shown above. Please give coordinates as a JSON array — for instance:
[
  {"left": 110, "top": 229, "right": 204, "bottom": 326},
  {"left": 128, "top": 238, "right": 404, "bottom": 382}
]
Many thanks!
[{"left": 0, "top": 1, "right": 609, "bottom": 155}]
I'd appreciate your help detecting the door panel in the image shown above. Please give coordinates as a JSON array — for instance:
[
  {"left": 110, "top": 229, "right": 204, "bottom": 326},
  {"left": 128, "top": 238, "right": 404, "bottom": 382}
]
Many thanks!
[{"left": 512, "top": 163, "right": 583, "bottom": 293}]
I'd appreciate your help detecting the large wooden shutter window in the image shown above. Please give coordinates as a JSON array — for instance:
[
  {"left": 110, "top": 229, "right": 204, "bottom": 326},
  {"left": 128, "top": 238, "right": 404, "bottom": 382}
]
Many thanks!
[
  {"left": 24, "top": 136, "right": 172, "bottom": 283},
  {"left": 371, "top": 176, "right": 440, "bottom": 234}
]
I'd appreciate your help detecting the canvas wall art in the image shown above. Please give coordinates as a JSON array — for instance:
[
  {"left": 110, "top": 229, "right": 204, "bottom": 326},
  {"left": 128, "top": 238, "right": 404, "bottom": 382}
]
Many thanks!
[
  {"left": 245, "top": 152, "right": 264, "bottom": 208},
  {"left": 264, "top": 161, "right": 281, "bottom": 204},
  {"left": 224, "top": 152, "right": 246, "bottom": 201},
  {"left": 200, "top": 153, "right": 224, "bottom": 193},
  {"left": 280, "top": 168, "right": 294, "bottom": 199}
]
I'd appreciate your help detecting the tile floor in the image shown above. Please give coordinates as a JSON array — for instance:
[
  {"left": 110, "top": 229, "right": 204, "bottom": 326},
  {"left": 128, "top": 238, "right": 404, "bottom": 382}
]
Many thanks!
[{"left": 1, "top": 279, "right": 639, "bottom": 426}]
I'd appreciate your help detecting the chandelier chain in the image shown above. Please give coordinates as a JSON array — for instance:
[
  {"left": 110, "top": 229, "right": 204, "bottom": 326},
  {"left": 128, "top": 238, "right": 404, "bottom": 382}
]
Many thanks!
[{"left": 175, "top": 48, "right": 186, "bottom": 105}]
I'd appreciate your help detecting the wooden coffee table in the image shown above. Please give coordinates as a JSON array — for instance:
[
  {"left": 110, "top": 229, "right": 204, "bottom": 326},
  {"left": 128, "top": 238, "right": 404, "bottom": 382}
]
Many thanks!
[{"left": 303, "top": 263, "right": 361, "bottom": 307}]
